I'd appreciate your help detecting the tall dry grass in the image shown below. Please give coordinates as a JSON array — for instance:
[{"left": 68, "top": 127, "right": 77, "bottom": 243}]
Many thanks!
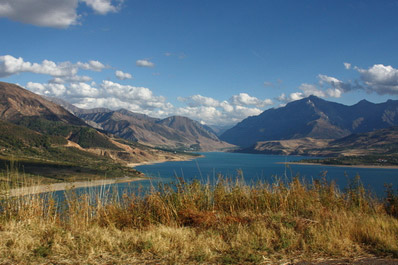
[{"left": 0, "top": 171, "right": 398, "bottom": 264}]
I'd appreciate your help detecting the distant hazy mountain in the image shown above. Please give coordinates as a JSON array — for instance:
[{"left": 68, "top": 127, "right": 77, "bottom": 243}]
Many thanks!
[
  {"left": 205, "top": 124, "right": 234, "bottom": 136},
  {"left": 220, "top": 95, "right": 398, "bottom": 147},
  {"left": 48, "top": 96, "right": 233, "bottom": 151},
  {"left": 77, "top": 110, "right": 233, "bottom": 151}
]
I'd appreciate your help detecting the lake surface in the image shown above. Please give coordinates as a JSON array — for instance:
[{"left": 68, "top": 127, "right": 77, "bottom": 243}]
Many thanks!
[
  {"left": 71, "top": 152, "right": 398, "bottom": 198},
  {"left": 131, "top": 152, "right": 398, "bottom": 197}
]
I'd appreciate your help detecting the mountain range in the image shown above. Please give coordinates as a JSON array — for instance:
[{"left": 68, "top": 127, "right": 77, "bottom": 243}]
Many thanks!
[
  {"left": 220, "top": 95, "right": 398, "bottom": 148},
  {"left": 49, "top": 97, "right": 233, "bottom": 152},
  {"left": 0, "top": 82, "right": 196, "bottom": 180},
  {"left": 2, "top": 80, "right": 398, "bottom": 172}
]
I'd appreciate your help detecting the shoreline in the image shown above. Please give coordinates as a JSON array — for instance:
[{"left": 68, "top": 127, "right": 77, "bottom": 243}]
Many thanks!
[
  {"left": 6, "top": 154, "right": 203, "bottom": 197},
  {"left": 7, "top": 176, "right": 148, "bottom": 197},
  {"left": 280, "top": 161, "right": 398, "bottom": 169},
  {"left": 128, "top": 154, "right": 203, "bottom": 168}
]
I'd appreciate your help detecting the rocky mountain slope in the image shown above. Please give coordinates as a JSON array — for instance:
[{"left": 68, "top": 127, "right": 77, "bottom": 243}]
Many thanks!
[
  {"left": 238, "top": 126, "right": 398, "bottom": 158},
  {"left": 0, "top": 82, "right": 195, "bottom": 180},
  {"left": 221, "top": 95, "right": 398, "bottom": 147},
  {"left": 49, "top": 99, "right": 233, "bottom": 151}
]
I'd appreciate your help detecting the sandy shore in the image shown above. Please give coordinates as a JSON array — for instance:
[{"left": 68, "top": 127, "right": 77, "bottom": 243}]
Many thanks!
[
  {"left": 7, "top": 176, "right": 147, "bottom": 197},
  {"left": 280, "top": 162, "right": 398, "bottom": 169},
  {"left": 5, "top": 154, "right": 204, "bottom": 197},
  {"left": 128, "top": 155, "right": 202, "bottom": 168}
]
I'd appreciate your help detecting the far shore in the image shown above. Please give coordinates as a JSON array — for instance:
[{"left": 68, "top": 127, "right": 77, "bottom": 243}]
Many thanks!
[
  {"left": 6, "top": 176, "right": 148, "bottom": 197},
  {"left": 280, "top": 161, "right": 398, "bottom": 169}
]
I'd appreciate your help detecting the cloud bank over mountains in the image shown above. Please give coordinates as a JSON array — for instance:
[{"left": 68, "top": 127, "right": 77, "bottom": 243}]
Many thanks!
[
  {"left": 277, "top": 63, "right": 398, "bottom": 104},
  {"left": 0, "top": 0, "right": 123, "bottom": 28},
  {"left": 0, "top": 54, "right": 273, "bottom": 125},
  {"left": 1, "top": 54, "right": 397, "bottom": 125}
]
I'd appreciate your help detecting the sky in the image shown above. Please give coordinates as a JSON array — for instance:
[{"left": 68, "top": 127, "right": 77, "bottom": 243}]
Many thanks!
[{"left": 1, "top": 0, "right": 398, "bottom": 126}]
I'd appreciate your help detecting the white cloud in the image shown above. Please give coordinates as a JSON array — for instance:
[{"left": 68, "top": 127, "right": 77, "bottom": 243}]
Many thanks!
[
  {"left": 175, "top": 93, "right": 272, "bottom": 125},
  {"left": 0, "top": 55, "right": 106, "bottom": 80},
  {"left": 27, "top": 82, "right": 67, "bottom": 97},
  {"left": 99, "top": 80, "right": 169, "bottom": 110},
  {"left": 68, "top": 82, "right": 100, "bottom": 97},
  {"left": 115, "top": 70, "right": 132, "bottom": 80},
  {"left": 230, "top": 93, "right": 273, "bottom": 108},
  {"left": 178, "top": 94, "right": 220, "bottom": 107},
  {"left": 50, "top": 75, "right": 92, "bottom": 83},
  {"left": 278, "top": 74, "right": 347, "bottom": 104},
  {"left": 0, "top": 55, "right": 75, "bottom": 77},
  {"left": 356, "top": 64, "right": 398, "bottom": 95},
  {"left": 344, "top": 62, "right": 352, "bottom": 70},
  {"left": 25, "top": 79, "right": 173, "bottom": 117},
  {"left": 277, "top": 92, "right": 304, "bottom": 103},
  {"left": 299, "top": 83, "right": 327, "bottom": 98},
  {"left": 136, "top": 59, "right": 155, "bottom": 68},
  {"left": 81, "top": 0, "right": 122, "bottom": 14},
  {"left": 77, "top": 60, "right": 106, "bottom": 71},
  {"left": 0, "top": 0, "right": 123, "bottom": 28},
  {"left": 0, "top": 0, "right": 79, "bottom": 28}
]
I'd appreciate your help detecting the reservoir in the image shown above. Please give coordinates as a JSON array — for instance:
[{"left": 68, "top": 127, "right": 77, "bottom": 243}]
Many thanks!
[{"left": 118, "top": 152, "right": 398, "bottom": 198}]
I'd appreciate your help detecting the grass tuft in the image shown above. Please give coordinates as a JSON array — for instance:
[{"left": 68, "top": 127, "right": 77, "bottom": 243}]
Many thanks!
[{"left": 0, "top": 171, "right": 398, "bottom": 263}]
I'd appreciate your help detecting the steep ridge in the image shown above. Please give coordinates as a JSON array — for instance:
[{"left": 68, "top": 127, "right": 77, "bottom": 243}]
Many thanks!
[
  {"left": 0, "top": 82, "right": 196, "bottom": 180},
  {"left": 0, "top": 82, "right": 85, "bottom": 126},
  {"left": 73, "top": 108, "right": 233, "bottom": 151},
  {"left": 221, "top": 95, "right": 398, "bottom": 147}
]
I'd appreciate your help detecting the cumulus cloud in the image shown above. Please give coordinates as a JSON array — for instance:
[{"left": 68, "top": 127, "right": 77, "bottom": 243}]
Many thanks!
[
  {"left": 178, "top": 94, "right": 220, "bottom": 107},
  {"left": 175, "top": 93, "right": 272, "bottom": 125},
  {"left": 275, "top": 63, "right": 398, "bottom": 105},
  {"left": 26, "top": 79, "right": 173, "bottom": 117},
  {"left": 277, "top": 92, "right": 304, "bottom": 104},
  {"left": 355, "top": 64, "right": 398, "bottom": 95},
  {"left": 81, "top": 0, "right": 123, "bottom": 14},
  {"left": 0, "top": 0, "right": 79, "bottom": 28},
  {"left": 0, "top": 55, "right": 107, "bottom": 81},
  {"left": 0, "top": 0, "right": 123, "bottom": 28},
  {"left": 230, "top": 93, "right": 273, "bottom": 108},
  {"left": 27, "top": 82, "right": 67, "bottom": 97},
  {"left": 277, "top": 74, "right": 349, "bottom": 104},
  {"left": 50, "top": 75, "right": 92, "bottom": 84},
  {"left": 100, "top": 80, "right": 168, "bottom": 109},
  {"left": 136, "top": 59, "right": 155, "bottom": 68},
  {"left": 77, "top": 60, "right": 106, "bottom": 71},
  {"left": 115, "top": 70, "right": 132, "bottom": 80}
]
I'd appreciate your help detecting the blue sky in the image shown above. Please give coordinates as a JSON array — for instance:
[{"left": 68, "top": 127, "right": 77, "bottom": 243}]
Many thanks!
[{"left": 1, "top": 0, "right": 398, "bottom": 126}]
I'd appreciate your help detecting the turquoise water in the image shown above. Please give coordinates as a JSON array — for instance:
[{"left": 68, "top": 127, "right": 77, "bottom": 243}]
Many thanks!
[
  {"left": 130, "top": 152, "right": 398, "bottom": 197},
  {"left": 67, "top": 152, "right": 398, "bottom": 198}
]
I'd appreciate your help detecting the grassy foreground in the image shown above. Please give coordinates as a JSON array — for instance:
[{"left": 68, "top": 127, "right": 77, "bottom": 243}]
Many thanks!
[{"left": 1, "top": 173, "right": 398, "bottom": 264}]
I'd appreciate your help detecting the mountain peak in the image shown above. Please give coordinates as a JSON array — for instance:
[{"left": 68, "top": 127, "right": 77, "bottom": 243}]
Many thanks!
[
  {"left": 220, "top": 96, "right": 398, "bottom": 147},
  {"left": 0, "top": 82, "right": 85, "bottom": 126},
  {"left": 358, "top": 99, "right": 370, "bottom": 104}
]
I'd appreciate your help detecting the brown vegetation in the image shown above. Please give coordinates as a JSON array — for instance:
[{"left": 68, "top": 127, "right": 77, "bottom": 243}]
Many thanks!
[{"left": 1, "top": 171, "right": 398, "bottom": 264}]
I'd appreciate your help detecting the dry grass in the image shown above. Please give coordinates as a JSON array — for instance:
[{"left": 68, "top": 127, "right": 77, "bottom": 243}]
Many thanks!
[{"left": 0, "top": 172, "right": 398, "bottom": 264}]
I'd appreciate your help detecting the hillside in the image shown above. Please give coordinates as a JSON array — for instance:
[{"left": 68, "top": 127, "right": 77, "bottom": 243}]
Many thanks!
[
  {"left": 72, "top": 107, "right": 233, "bottom": 151},
  {"left": 221, "top": 95, "right": 398, "bottom": 147},
  {"left": 0, "top": 82, "right": 196, "bottom": 181},
  {"left": 238, "top": 126, "right": 398, "bottom": 161}
]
